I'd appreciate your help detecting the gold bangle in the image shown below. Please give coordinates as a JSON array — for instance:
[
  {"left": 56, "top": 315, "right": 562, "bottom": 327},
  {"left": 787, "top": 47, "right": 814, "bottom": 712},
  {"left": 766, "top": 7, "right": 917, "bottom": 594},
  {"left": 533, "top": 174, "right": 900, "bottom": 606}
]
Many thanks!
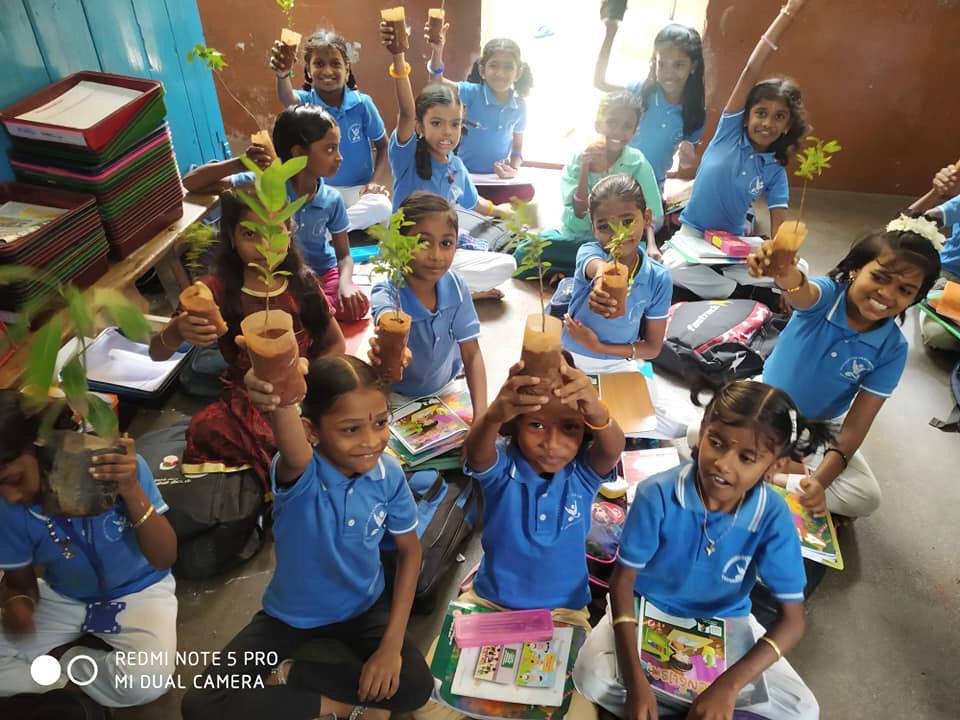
[
  {"left": 612, "top": 615, "right": 638, "bottom": 627},
  {"left": 389, "top": 61, "right": 411, "bottom": 79},
  {"left": 3, "top": 594, "right": 35, "bottom": 607},
  {"left": 584, "top": 400, "right": 613, "bottom": 431},
  {"left": 131, "top": 505, "right": 155, "bottom": 529},
  {"left": 159, "top": 323, "right": 179, "bottom": 350},
  {"left": 760, "top": 635, "right": 782, "bottom": 659},
  {"left": 778, "top": 271, "right": 807, "bottom": 294}
]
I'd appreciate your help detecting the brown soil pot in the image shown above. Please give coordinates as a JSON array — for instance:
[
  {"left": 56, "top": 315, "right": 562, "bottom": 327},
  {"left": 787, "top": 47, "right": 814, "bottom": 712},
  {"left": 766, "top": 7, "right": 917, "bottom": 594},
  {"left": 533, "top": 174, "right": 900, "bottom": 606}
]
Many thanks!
[
  {"left": 40, "top": 431, "right": 122, "bottom": 517},
  {"left": 599, "top": 260, "right": 629, "bottom": 319},
  {"left": 381, "top": 7, "right": 409, "bottom": 54},
  {"left": 180, "top": 281, "right": 228, "bottom": 336},
  {"left": 520, "top": 314, "right": 563, "bottom": 396},
  {"left": 427, "top": 8, "right": 445, "bottom": 44},
  {"left": 240, "top": 310, "right": 305, "bottom": 406},
  {"left": 249, "top": 130, "right": 277, "bottom": 163},
  {"left": 280, "top": 28, "right": 302, "bottom": 51},
  {"left": 770, "top": 221, "right": 808, "bottom": 275},
  {"left": 376, "top": 310, "right": 412, "bottom": 384}
]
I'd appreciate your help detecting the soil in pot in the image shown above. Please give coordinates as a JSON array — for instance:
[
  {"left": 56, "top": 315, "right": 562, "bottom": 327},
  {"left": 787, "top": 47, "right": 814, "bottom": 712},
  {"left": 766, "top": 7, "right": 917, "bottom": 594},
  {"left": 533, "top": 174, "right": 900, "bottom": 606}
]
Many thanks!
[
  {"left": 40, "top": 431, "right": 123, "bottom": 517},
  {"left": 599, "top": 260, "right": 630, "bottom": 319},
  {"left": 240, "top": 310, "right": 306, "bottom": 406},
  {"left": 180, "top": 282, "right": 228, "bottom": 336}
]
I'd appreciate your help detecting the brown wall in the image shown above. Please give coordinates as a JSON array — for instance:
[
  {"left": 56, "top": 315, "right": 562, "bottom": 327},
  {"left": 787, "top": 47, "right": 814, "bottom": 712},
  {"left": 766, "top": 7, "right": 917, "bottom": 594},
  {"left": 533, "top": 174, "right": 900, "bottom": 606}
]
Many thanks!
[
  {"left": 196, "top": 0, "right": 481, "bottom": 156},
  {"left": 701, "top": 0, "right": 960, "bottom": 195}
]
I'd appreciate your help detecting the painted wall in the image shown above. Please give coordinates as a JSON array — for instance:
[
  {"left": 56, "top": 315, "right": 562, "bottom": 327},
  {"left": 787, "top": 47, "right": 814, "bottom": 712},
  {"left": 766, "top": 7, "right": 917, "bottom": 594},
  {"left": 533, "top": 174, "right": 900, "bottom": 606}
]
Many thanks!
[
  {"left": 700, "top": 0, "right": 960, "bottom": 195},
  {"left": 0, "top": 0, "right": 228, "bottom": 180},
  {"left": 195, "top": 0, "right": 482, "bottom": 154}
]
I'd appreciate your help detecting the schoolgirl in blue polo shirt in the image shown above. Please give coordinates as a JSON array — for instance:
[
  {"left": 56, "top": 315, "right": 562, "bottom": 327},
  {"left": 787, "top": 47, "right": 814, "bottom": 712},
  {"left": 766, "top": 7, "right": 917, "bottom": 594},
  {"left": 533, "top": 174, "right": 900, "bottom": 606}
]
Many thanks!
[
  {"left": 574, "top": 380, "right": 833, "bottom": 720},
  {"left": 271, "top": 28, "right": 391, "bottom": 231},
  {"left": 368, "top": 193, "right": 488, "bottom": 416},
  {"left": 750, "top": 218, "right": 942, "bottom": 518},
  {"left": 0, "top": 392, "right": 177, "bottom": 714},
  {"left": 426, "top": 26, "right": 535, "bottom": 204},
  {"left": 595, "top": 22, "right": 706, "bottom": 189},
  {"left": 663, "top": 0, "right": 811, "bottom": 300},
  {"left": 183, "top": 356, "right": 432, "bottom": 720}
]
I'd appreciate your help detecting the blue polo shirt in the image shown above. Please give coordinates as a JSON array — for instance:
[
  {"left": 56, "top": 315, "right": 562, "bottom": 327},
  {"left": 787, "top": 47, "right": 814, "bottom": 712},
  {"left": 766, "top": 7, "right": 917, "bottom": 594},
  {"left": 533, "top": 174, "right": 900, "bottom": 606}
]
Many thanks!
[
  {"left": 680, "top": 110, "right": 789, "bottom": 234},
  {"left": 371, "top": 271, "right": 480, "bottom": 397},
  {"left": 563, "top": 242, "right": 673, "bottom": 359},
  {"left": 466, "top": 440, "right": 612, "bottom": 610},
  {"left": 619, "top": 463, "right": 805, "bottom": 619},
  {"left": 388, "top": 130, "right": 479, "bottom": 211},
  {"left": 263, "top": 452, "right": 418, "bottom": 628},
  {"left": 455, "top": 81, "right": 526, "bottom": 174},
  {"left": 625, "top": 83, "right": 704, "bottom": 188},
  {"left": 229, "top": 173, "right": 348, "bottom": 274},
  {"left": 0, "top": 456, "right": 170, "bottom": 603},
  {"left": 293, "top": 88, "right": 387, "bottom": 187},
  {"left": 936, "top": 194, "right": 960, "bottom": 277},
  {"left": 763, "top": 277, "right": 908, "bottom": 420}
]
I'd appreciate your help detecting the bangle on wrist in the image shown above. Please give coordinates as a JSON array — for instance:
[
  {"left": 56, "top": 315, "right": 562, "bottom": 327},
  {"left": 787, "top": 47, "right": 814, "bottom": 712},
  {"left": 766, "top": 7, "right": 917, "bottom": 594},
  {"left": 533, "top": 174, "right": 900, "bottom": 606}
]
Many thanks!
[
  {"left": 276, "top": 71, "right": 292, "bottom": 79},
  {"left": 628, "top": 341, "right": 639, "bottom": 361},
  {"left": 777, "top": 271, "right": 807, "bottom": 294},
  {"left": 573, "top": 189, "right": 586, "bottom": 205},
  {"left": 760, "top": 635, "right": 783, "bottom": 659},
  {"left": 823, "top": 447, "right": 848, "bottom": 469},
  {"left": 760, "top": 34, "right": 779, "bottom": 51},
  {"left": 389, "top": 61, "right": 412, "bottom": 79},
  {"left": 3, "top": 594, "right": 35, "bottom": 608},
  {"left": 584, "top": 400, "right": 613, "bottom": 431},
  {"left": 131, "top": 505, "right": 155, "bottom": 529},
  {"left": 612, "top": 615, "right": 637, "bottom": 627},
  {"left": 428, "top": 60, "right": 445, "bottom": 75},
  {"left": 159, "top": 324, "right": 180, "bottom": 350}
]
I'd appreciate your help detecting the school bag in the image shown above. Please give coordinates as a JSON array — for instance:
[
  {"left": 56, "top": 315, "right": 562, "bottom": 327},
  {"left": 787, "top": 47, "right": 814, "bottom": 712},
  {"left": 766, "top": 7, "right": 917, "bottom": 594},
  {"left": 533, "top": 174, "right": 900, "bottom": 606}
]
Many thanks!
[
  {"left": 456, "top": 207, "right": 515, "bottom": 253},
  {"left": 652, "top": 299, "right": 785, "bottom": 386},
  {"left": 135, "top": 418, "right": 267, "bottom": 579},
  {"left": 585, "top": 500, "right": 627, "bottom": 592},
  {"left": 382, "top": 469, "right": 484, "bottom": 614}
]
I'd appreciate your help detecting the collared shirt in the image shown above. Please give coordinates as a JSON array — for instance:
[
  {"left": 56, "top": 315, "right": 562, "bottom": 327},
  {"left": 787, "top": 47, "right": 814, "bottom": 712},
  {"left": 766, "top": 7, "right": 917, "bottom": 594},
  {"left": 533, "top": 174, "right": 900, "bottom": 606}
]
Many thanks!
[
  {"left": 557, "top": 146, "right": 663, "bottom": 241},
  {"left": 625, "top": 84, "right": 704, "bottom": 188},
  {"left": 763, "top": 277, "right": 908, "bottom": 420},
  {"left": 371, "top": 271, "right": 480, "bottom": 397},
  {"left": 619, "top": 462, "right": 805, "bottom": 619},
  {"left": 680, "top": 110, "right": 789, "bottom": 234},
  {"left": 466, "top": 440, "right": 612, "bottom": 610},
  {"left": 455, "top": 81, "right": 526, "bottom": 174},
  {"left": 937, "top": 194, "right": 960, "bottom": 277},
  {"left": 0, "top": 456, "right": 170, "bottom": 603},
  {"left": 293, "top": 88, "right": 387, "bottom": 187},
  {"left": 388, "top": 130, "right": 479, "bottom": 211},
  {"left": 563, "top": 242, "right": 673, "bottom": 359},
  {"left": 263, "top": 451, "right": 417, "bottom": 629}
]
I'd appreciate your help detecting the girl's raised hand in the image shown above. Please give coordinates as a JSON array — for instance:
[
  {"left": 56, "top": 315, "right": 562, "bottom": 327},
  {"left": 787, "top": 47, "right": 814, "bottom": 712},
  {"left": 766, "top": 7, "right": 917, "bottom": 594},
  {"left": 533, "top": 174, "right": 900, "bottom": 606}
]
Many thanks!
[
  {"left": 554, "top": 361, "right": 605, "bottom": 420},
  {"left": 747, "top": 239, "right": 796, "bottom": 280},
  {"left": 423, "top": 19, "right": 449, "bottom": 48},
  {"left": 270, "top": 40, "right": 295, "bottom": 75},
  {"left": 379, "top": 21, "right": 399, "bottom": 53},
  {"left": 245, "top": 143, "right": 273, "bottom": 169},
  {"left": 582, "top": 140, "right": 609, "bottom": 174},
  {"left": 367, "top": 335, "right": 412, "bottom": 371},
  {"left": 91, "top": 436, "right": 139, "bottom": 496},
  {"left": 798, "top": 475, "right": 828, "bottom": 517},
  {"left": 589, "top": 281, "right": 618, "bottom": 317},
  {"left": 486, "top": 361, "right": 550, "bottom": 425},
  {"left": 933, "top": 164, "right": 960, "bottom": 197},
  {"left": 174, "top": 312, "right": 220, "bottom": 347},
  {"left": 563, "top": 315, "right": 600, "bottom": 354}
]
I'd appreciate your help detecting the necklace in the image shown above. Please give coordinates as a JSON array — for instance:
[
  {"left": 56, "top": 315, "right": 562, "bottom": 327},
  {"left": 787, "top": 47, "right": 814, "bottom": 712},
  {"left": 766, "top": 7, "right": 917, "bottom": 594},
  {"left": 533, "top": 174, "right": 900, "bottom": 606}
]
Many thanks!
[
  {"left": 694, "top": 478, "right": 744, "bottom": 556},
  {"left": 44, "top": 518, "right": 75, "bottom": 560},
  {"left": 627, "top": 254, "right": 641, "bottom": 290}
]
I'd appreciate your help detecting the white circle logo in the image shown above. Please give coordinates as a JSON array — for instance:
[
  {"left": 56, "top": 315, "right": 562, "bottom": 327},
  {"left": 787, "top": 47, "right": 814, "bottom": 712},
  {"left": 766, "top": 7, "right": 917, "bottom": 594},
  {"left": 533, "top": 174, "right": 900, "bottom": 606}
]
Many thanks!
[
  {"left": 66, "top": 654, "right": 99, "bottom": 686},
  {"left": 29, "top": 655, "right": 62, "bottom": 686}
]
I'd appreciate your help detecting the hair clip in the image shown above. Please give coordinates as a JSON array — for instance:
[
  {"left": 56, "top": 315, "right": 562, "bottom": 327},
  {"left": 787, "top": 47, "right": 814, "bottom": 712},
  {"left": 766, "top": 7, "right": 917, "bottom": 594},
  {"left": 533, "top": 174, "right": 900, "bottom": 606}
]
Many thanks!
[{"left": 787, "top": 408, "right": 798, "bottom": 445}]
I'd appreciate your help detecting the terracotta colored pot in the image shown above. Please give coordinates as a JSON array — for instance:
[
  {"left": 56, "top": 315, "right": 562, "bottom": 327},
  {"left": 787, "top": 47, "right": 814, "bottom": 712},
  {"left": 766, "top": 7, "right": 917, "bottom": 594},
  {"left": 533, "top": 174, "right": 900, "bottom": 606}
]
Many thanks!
[
  {"left": 41, "top": 432, "right": 122, "bottom": 517},
  {"left": 240, "top": 310, "right": 305, "bottom": 406},
  {"left": 599, "top": 260, "right": 629, "bottom": 319},
  {"left": 180, "top": 281, "right": 228, "bottom": 336},
  {"left": 376, "top": 310, "right": 412, "bottom": 384},
  {"left": 519, "top": 314, "right": 563, "bottom": 396},
  {"left": 249, "top": 130, "right": 277, "bottom": 162},
  {"left": 280, "top": 28, "right": 302, "bottom": 50},
  {"left": 381, "top": 7, "right": 409, "bottom": 54},
  {"left": 770, "top": 221, "right": 808, "bottom": 275},
  {"left": 427, "top": 8, "right": 445, "bottom": 44}
]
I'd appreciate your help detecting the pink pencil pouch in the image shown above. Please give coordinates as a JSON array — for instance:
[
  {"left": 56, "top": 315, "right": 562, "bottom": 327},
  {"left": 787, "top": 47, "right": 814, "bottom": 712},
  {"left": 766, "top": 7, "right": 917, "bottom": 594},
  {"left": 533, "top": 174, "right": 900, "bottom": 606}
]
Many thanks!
[
  {"left": 705, "top": 229, "right": 752, "bottom": 257},
  {"left": 453, "top": 608, "right": 554, "bottom": 648}
]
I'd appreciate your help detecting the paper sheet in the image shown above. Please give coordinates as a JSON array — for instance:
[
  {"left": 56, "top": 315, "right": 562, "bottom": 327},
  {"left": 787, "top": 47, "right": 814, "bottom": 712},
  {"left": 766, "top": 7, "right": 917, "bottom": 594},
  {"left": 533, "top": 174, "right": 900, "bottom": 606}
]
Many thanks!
[
  {"left": 469, "top": 170, "right": 533, "bottom": 186},
  {"left": 57, "top": 328, "right": 186, "bottom": 393},
  {"left": 16, "top": 81, "right": 143, "bottom": 130}
]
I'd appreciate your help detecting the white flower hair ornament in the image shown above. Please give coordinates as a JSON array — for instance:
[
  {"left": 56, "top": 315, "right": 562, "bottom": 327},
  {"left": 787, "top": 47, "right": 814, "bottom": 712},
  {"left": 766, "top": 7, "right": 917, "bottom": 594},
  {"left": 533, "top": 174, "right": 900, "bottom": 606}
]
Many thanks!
[{"left": 886, "top": 214, "right": 944, "bottom": 251}]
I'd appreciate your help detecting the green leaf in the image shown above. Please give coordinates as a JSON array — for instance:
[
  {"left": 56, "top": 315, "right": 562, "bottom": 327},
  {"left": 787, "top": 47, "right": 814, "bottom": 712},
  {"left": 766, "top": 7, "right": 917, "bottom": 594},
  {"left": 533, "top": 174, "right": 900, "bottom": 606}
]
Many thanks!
[
  {"left": 63, "top": 286, "right": 94, "bottom": 339},
  {"left": 240, "top": 220, "right": 266, "bottom": 236},
  {"left": 240, "top": 155, "right": 263, "bottom": 177},
  {"left": 279, "top": 156, "right": 309, "bottom": 183},
  {"left": 86, "top": 393, "right": 118, "bottom": 441},
  {"left": 60, "top": 354, "right": 87, "bottom": 403},
  {"left": 235, "top": 189, "right": 271, "bottom": 224},
  {"left": 24, "top": 317, "right": 62, "bottom": 399},
  {"left": 36, "top": 397, "right": 66, "bottom": 442},
  {"left": 274, "top": 194, "right": 308, "bottom": 224},
  {"left": 92, "top": 289, "right": 151, "bottom": 342},
  {"left": 0, "top": 265, "right": 41, "bottom": 284}
]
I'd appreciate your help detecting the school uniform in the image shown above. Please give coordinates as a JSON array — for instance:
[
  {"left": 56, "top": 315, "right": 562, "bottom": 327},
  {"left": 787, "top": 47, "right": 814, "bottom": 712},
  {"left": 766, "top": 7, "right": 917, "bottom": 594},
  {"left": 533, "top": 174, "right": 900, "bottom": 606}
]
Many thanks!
[
  {"left": 455, "top": 82, "right": 526, "bottom": 173},
  {"left": 572, "top": 463, "right": 820, "bottom": 720},
  {"left": 625, "top": 83, "right": 704, "bottom": 188},
  {"left": 0, "top": 456, "right": 177, "bottom": 707},
  {"left": 466, "top": 440, "right": 612, "bottom": 611},
  {"left": 921, "top": 195, "right": 960, "bottom": 350},
  {"left": 182, "top": 451, "right": 433, "bottom": 719},
  {"left": 371, "top": 271, "right": 480, "bottom": 398}
]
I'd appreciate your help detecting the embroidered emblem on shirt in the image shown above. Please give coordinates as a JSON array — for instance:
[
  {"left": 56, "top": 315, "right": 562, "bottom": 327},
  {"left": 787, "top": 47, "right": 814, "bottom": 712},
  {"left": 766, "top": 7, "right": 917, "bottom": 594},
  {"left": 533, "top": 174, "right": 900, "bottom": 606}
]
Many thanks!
[
  {"left": 749, "top": 176, "right": 765, "bottom": 196},
  {"left": 103, "top": 510, "right": 128, "bottom": 542},
  {"left": 562, "top": 496, "right": 583, "bottom": 529},
  {"left": 349, "top": 123, "right": 363, "bottom": 143},
  {"left": 840, "top": 356, "right": 874, "bottom": 383},
  {"left": 365, "top": 503, "right": 388, "bottom": 538},
  {"left": 721, "top": 555, "right": 752, "bottom": 584}
]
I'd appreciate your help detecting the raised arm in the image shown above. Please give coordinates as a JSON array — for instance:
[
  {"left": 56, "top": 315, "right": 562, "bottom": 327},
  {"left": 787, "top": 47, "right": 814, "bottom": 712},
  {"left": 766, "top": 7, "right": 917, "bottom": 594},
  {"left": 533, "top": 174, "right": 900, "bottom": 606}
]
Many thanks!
[
  {"left": 424, "top": 19, "right": 457, "bottom": 89},
  {"left": 725, "top": 0, "right": 808, "bottom": 114},
  {"left": 270, "top": 40, "right": 300, "bottom": 107},
  {"left": 594, "top": 20, "right": 627, "bottom": 93},
  {"left": 380, "top": 22, "right": 416, "bottom": 143},
  {"left": 909, "top": 164, "right": 960, "bottom": 217}
]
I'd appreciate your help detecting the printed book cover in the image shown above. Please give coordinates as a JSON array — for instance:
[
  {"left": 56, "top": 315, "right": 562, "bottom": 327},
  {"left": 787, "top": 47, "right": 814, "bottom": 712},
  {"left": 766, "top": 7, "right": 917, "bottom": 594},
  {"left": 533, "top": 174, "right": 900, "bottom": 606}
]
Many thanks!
[
  {"left": 619, "top": 447, "right": 681, "bottom": 503},
  {"left": 514, "top": 640, "right": 561, "bottom": 689},
  {"left": 768, "top": 484, "right": 844, "bottom": 570},
  {"left": 390, "top": 396, "right": 469, "bottom": 455}
]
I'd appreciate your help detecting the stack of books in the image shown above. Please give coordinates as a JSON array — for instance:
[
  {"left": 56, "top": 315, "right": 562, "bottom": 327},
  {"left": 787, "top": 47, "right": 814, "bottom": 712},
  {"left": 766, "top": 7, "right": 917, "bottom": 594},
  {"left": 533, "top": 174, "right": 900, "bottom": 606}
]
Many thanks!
[
  {"left": 388, "top": 390, "right": 470, "bottom": 470},
  {"left": 768, "top": 484, "right": 844, "bottom": 570},
  {"left": 1, "top": 72, "right": 183, "bottom": 259}
]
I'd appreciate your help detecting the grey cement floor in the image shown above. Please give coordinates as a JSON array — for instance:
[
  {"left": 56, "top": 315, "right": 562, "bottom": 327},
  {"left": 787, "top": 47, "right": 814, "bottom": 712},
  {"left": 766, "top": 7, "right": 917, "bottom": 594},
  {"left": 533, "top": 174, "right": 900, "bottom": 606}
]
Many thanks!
[{"left": 117, "top": 185, "right": 960, "bottom": 719}]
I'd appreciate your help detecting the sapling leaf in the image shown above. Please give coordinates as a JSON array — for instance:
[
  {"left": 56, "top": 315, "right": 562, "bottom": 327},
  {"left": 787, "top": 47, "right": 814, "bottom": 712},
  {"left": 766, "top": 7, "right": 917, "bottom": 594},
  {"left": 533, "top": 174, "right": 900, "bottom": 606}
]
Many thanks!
[
  {"left": 235, "top": 190, "right": 272, "bottom": 225},
  {"left": 91, "top": 289, "right": 151, "bottom": 342},
  {"left": 24, "top": 317, "right": 62, "bottom": 399},
  {"left": 86, "top": 392, "right": 119, "bottom": 441},
  {"left": 60, "top": 355, "right": 87, "bottom": 404},
  {"left": 275, "top": 194, "right": 308, "bottom": 224},
  {"left": 240, "top": 155, "right": 263, "bottom": 176},
  {"left": 64, "top": 286, "right": 94, "bottom": 340},
  {"left": 278, "top": 156, "right": 309, "bottom": 183}
]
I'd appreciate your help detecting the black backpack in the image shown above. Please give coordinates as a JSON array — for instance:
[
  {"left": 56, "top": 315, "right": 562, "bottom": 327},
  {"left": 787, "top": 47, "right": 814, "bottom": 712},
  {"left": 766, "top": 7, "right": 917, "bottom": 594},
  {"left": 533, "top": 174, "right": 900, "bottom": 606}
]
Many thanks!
[
  {"left": 652, "top": 299, "right": 785, "bottom": 386},
  {"left": 930, "top": 360, "right": 960, "bottom": 432},
  {"left": 136, "top": 419, "right": 267, "bottom": 579}
]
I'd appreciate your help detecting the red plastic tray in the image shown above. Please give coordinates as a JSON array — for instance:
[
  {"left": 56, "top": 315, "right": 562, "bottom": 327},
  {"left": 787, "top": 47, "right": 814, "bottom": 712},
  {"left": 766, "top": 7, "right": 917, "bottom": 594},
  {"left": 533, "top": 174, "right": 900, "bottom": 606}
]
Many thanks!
[
  {"left": 0, "top": 183, "right": 101, "bottom": 256},
  {"left": 0, "top": 71, "right": 162, "bottom": 152}
]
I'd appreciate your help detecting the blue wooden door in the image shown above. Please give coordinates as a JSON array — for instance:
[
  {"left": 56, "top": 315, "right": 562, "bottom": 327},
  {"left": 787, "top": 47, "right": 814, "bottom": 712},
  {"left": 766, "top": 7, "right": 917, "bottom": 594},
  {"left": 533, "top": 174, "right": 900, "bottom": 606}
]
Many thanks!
[{"left": 0, "top": 0, "right": 228, "bottom": 180}]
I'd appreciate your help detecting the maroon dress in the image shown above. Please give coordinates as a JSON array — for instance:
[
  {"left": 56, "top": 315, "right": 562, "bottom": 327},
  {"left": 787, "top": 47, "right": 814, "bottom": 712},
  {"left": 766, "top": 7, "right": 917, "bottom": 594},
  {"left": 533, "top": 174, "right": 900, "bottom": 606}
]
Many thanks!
[{"left": 182, "top": 275, "right": 325, "bottom": 486}]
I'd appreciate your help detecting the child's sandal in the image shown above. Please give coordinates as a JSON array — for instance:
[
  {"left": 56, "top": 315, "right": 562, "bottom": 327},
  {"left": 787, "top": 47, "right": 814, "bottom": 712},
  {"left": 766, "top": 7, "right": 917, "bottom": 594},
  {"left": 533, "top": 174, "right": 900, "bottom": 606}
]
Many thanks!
[{"left": 270, "top": 658, "right": 295, "bottom": 685}]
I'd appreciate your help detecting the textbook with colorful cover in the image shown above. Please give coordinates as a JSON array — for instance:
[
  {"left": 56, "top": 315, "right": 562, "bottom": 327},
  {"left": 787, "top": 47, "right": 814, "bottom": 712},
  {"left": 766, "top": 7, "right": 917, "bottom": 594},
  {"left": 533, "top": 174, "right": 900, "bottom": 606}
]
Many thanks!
[
  {"left": 431, "top": 602, "right": 587, "bottom": 720},
  {"left": 619, "top": 446, "right": 681, "bottom": 503},
  {"left": 768, "top": 484, "right": 844, "bottom": 570},
  {"left": 386, "top": 381, "right": 472, "bottom": 469},
  {"left": 389, "top": 395, "right": 469, "bottom": 455}
]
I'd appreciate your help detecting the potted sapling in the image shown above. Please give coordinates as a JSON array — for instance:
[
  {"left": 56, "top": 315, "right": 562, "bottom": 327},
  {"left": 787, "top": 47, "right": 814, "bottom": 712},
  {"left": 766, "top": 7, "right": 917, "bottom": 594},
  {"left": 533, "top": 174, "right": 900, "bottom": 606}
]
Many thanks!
[
  {"left": 380, "top": 6, "right": 410, "bottom": 54},
  {"left": 368, "top": 209, "right": 428, "bottom": 383},
  {"left": 509, "top": 202, "right": 563, "bottom": 395},
  {"left": 769, "top": 136, "right": 842, "bottom": 273},
  {"left": 235, "top": 154, "right": 312, "bottom": 405},
  {"left": 276, "top": 0, "right": 302, "bottom": 83},
  {"left": 597, "top": 220, "right": 633, "bottom": 319},
  {"left": 177, "top": 221, "right": 228, "bottom": 335},
  {"left": 0, "top": 266, "right": 151, "bottom": 516}
]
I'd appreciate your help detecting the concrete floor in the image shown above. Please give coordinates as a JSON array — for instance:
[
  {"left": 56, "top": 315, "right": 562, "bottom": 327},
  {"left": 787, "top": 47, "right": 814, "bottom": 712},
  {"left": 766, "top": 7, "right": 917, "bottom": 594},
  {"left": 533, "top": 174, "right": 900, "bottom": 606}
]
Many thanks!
[{"left": 116, "top": 184, "right": 960, "bottom": 719}]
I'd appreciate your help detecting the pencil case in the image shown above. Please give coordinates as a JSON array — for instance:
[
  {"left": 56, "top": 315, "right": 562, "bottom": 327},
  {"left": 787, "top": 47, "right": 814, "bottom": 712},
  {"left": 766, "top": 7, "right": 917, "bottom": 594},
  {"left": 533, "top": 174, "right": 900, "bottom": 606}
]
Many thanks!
[
  {"left": 705, "top": 229, "right": 752, "bottom": 257},
  {"left": 453, "top": 608, "right": 554, "bottom": 647}
]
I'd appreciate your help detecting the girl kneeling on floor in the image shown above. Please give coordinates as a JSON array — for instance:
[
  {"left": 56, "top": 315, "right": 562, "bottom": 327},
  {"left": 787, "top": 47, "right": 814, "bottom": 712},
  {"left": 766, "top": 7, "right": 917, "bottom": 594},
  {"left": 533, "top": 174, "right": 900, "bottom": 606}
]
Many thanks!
[
  {"left": 182, "top": 356, "right": 432, "bottom": 720},
  {"left": 574, "top": 380, "right": 832, "bottom": 720}
]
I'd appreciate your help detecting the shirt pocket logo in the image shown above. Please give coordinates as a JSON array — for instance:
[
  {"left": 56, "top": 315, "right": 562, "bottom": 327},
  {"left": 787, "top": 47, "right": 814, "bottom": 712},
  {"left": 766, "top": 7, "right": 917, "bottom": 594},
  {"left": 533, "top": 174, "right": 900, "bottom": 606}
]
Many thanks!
[
  {"left": 562, "top": 493, "right": 583, "bottom": 530},
  {"left": 365, "top": 502, "right": 388, "bottom": 539},
  {"left": 840, "top": 356, "right": 874, "bottom": 383},
  {"left": 749, "top": 176, "right": 765, "bottom": 196},
  {"left": 349, "top": 123, "right": 363, "bottom": 143}
]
